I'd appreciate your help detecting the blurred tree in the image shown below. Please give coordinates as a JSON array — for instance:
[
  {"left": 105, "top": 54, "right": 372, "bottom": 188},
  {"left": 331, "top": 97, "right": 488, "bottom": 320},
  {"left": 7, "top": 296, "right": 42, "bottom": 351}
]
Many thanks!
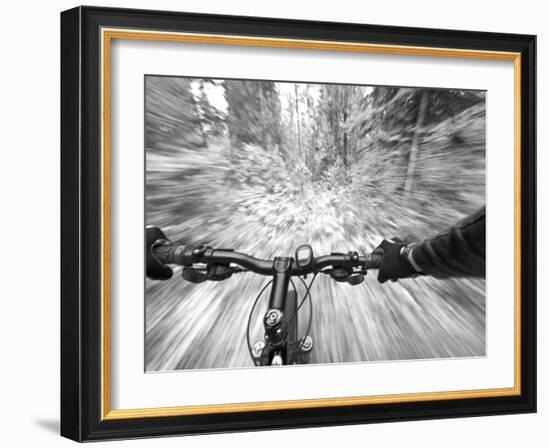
[
  {"left": 145, "top": 76, "right": 205, "bottom": 155},
  {"left": 224, "top": 80, "right": 282, "bottom": 149},
  {"left": 281, "top": 84, "right": 320, "bottom": 174},
  {"left": 294, "top": 83, "right": 302, "bottom": 154},
  {"left": 195, "top": 79, "right": 226, "bottom": 139},
  {"left": 404, "top": 89, "right": 428, "bottom": 196},
  {"left": 317, "top": 84, "right": 356, "bottom": 168},
  {"left": 350, "top": 87, "right": 484, "bottom": 195}
]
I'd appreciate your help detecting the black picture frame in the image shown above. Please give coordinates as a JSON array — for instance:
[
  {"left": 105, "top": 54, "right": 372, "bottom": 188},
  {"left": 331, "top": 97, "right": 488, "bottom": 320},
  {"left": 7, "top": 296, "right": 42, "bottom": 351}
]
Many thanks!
[{"left": 61, "top": 5, "right": 536, "bottom": 442}]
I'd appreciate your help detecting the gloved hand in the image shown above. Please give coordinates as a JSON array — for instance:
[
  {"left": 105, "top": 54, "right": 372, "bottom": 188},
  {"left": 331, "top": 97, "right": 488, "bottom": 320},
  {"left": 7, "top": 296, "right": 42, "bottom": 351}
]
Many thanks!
[
  {"left": 373, "top": 238, "right": 418, "bottom": 283},
  {"left": 146, "top": 226, "right": 173, "bottom": 280}
]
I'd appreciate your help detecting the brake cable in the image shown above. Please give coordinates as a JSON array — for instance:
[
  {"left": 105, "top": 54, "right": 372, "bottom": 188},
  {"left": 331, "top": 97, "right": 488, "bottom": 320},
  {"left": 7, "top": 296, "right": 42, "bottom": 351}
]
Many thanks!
[
  {"left": 245, "top": 279, "right": 273, "bottom": 366},
  {"left": 301, "top": 274, "right": 316, "bottom": 339},
  {"left": 287, "top": 272, "right": 318, "bottom": 347},
  {"left": 246, "top": 269, "right": 326, "bottom": 362}
]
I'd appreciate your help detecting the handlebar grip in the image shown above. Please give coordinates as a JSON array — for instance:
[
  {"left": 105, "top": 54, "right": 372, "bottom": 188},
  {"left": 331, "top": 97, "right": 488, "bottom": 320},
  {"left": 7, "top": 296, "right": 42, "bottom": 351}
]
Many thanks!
[
  {"left": 365, "top": 252, "right": 383, "bottom": 269},
  {"left": 152, "top": 242, "right": 179, "bottom": 265}
]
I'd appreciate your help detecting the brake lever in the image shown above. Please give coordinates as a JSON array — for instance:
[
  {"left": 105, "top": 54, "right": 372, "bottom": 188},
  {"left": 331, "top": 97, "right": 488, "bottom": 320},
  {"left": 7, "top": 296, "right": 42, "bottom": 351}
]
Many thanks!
[
  {"left": 345, "top": 273, "right": 364, "bottom": 285},
  {"left": 182, "top": 266, "right": 208, "bottom": 283},
  {"left": 207, "top": 264, "right": 234, "bottom": 281},
  {"left": 326, "top": 267, "right": 365, "bottom": 285},
  {"left": 182, "top": 264, "right": 245, "bottom": 283}
]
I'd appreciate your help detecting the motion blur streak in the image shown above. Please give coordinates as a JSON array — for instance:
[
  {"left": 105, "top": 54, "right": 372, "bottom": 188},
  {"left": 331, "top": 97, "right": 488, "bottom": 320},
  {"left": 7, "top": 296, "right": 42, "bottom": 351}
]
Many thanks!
[{"left": 145, "top": 76, "right": 486, "bottom": 371}]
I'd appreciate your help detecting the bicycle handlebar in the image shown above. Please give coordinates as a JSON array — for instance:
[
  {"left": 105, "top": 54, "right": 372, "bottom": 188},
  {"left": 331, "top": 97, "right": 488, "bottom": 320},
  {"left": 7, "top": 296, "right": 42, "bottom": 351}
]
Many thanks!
[{"left": 152, "top": 242, "right": 382, "bottom": 277}]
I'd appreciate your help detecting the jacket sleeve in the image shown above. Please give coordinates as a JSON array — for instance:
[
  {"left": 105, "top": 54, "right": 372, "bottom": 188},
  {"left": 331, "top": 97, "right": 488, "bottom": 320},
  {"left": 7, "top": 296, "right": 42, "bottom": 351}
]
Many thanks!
[{"left": 411, "top": 206, "right": 486, "bottom": 278}]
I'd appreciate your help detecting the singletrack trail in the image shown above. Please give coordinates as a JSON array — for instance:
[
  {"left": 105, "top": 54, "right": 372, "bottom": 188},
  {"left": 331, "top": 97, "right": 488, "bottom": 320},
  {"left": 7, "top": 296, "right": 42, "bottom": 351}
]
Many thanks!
[{"left": 145, "top": 181, "right": 485, "bottom": 371}]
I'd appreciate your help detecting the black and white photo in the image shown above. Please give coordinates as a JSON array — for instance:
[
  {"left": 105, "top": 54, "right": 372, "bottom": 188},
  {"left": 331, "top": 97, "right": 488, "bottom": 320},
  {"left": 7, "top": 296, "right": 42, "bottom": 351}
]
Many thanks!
[{"left": 145, "top": 76, "right": 486, "bottom": 371}]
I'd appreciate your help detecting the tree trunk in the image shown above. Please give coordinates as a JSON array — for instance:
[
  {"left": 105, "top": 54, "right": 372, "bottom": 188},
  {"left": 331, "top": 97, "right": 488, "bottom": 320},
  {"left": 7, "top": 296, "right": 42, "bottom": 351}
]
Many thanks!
[
  {"left": 404, "top": 90, "right": 428, "bottom": 196},
  {"left": 190, "top": 86, "right": 208, "bottom": 147},
  {"left": 295, "top": 84, "right": 302, "bottom": 154},
  {"left": 259, "top": 85, "right": 267, "bottom": 145},
  {"left": 342, "top": 108, "right": 348, "bottom": 167}
]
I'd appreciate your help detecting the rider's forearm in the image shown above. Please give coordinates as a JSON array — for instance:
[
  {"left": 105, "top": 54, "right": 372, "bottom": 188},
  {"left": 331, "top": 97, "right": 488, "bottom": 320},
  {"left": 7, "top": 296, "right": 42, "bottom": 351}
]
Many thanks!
[{"left": 410, "top": 206, "right": 486, "bottom": 279}]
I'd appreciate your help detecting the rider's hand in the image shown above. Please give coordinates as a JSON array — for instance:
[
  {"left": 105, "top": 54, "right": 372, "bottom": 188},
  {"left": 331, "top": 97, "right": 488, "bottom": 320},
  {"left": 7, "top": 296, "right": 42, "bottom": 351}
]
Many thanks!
[
  {"left": 146, "top": 226, "right": 173, "bottom": 280},
  {"left": 373, "top": 238, "right": 419, "bottom": 283}
]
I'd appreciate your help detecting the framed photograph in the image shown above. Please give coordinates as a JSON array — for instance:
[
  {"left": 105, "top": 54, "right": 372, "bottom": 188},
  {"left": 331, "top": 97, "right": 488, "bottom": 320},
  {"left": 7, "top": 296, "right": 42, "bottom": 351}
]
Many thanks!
[{"left": 60, "top": 6, "right": 536, "bottom": 441}]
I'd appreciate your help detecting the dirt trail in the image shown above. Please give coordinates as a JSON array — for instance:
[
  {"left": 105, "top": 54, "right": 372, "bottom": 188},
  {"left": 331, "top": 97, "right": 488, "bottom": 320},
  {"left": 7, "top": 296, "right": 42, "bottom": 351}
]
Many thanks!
[{"left": 145, "top": 185, "right": 485, "bottom": 371}]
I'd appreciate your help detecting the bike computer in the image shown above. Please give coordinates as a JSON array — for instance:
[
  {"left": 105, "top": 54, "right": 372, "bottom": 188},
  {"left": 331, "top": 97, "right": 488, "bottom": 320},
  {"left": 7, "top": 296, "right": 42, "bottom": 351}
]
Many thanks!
[{"left": 295, "top": 245, "right": 313, "bottom": 269}]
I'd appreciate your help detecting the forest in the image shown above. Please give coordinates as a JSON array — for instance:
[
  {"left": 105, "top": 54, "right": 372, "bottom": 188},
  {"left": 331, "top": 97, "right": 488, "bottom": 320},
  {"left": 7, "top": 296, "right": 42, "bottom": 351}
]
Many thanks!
[{"left": 145, "top": 76, "right": 486, "bottom": 371}]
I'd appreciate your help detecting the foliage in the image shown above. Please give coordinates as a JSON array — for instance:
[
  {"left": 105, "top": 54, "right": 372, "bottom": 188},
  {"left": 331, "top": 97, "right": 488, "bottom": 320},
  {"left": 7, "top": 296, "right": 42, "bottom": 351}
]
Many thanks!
[
  {"left": 145, "top": 76, "right": 487, "bottom": 371},
  {"left": 224, "top": 80, "right": 283, "bottom": 148}
]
